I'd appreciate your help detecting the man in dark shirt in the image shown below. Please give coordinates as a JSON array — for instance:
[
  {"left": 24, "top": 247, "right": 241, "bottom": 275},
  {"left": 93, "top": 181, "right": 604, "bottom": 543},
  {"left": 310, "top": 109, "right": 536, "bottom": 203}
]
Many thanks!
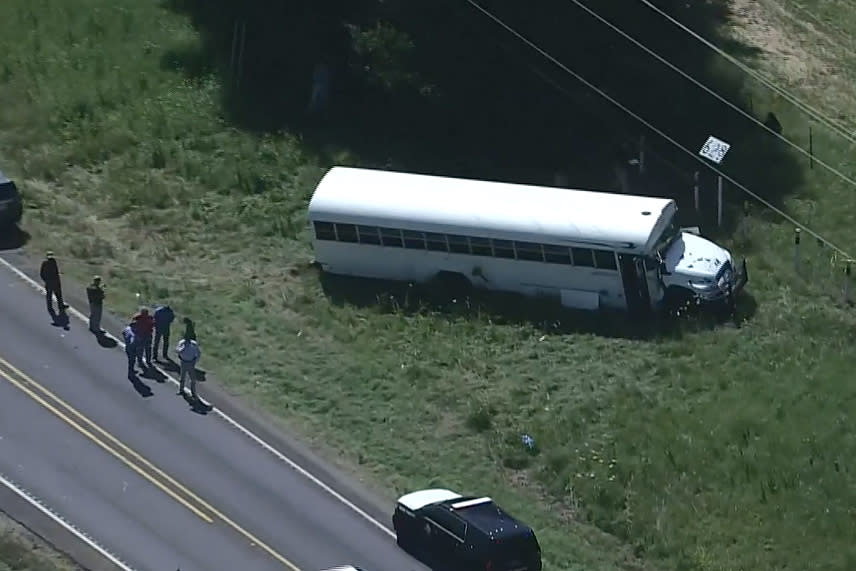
[
  {"left": 39, "top": 251, "right": 67, "bottom": 314},
  {"left": 86, "top": 276, "right": 106, "bottom": 334},
  {"left": 153, "top": 304, "right": 175, "bottom": 361}
]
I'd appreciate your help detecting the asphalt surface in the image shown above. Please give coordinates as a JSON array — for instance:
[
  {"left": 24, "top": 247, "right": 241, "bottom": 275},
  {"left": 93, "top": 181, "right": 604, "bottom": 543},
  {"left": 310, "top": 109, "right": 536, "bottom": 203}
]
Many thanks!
[{"left": 0, "top": 256, "right": 428, "bottom": 571}]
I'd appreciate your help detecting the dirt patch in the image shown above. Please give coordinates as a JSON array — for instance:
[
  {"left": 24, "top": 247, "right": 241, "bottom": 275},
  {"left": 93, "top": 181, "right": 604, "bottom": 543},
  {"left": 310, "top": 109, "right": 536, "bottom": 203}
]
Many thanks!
[{"left": 727, "top": 0, "right": 826, "bottom": 85}]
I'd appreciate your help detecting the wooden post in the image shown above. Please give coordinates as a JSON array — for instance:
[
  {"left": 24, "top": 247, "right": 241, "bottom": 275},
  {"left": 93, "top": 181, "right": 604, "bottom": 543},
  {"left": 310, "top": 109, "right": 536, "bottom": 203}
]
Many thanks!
[
  {"left": 809, "top": 126, "right": 814, "bottom": 170},
  {"left": 717, "top": 176, "right": 723, "bottom": 227},
  {"left": 844, "top": 260, "right": 852, "bottom": 305},
  {"left": 794, "top": 228, "right": 801, "bottom": 275},
  {"left": 694, "top": 171, "right": 700, "bottom": 213}
]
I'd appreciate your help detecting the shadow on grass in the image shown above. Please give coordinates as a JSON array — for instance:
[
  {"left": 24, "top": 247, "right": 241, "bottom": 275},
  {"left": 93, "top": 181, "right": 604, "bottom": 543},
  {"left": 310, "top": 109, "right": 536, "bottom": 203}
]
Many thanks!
[
  {"left": 0, "top": 225, "right": 30, "bottom": 251},
  {"left": 160, "top": 0, "right": 808, "bottom": 243},
  {"left": 319, "top": 272, "right": 757, "bottom": 340}
]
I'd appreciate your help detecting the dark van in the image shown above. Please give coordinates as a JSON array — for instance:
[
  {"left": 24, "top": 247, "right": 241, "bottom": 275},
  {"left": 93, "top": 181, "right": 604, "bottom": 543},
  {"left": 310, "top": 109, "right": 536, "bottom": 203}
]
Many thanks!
[
  {"left": 0, "top": 170, "right": 23, "bottom": 228},
  {"left": 393, "top": 489, "right": 542, "bottom": 571}
]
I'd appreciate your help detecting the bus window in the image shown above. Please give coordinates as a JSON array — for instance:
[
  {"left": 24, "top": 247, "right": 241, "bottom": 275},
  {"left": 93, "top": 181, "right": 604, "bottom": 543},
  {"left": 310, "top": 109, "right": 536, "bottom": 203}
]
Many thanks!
[
  {"left": 571, "top": 248, "right": 595, "bottom": 267},
  {"left": 336, "top": 223, "right": 359, "bottom": 243},
  {"left": 379, "top": 227, "right": 404, "bottom": 248},
  {"left": 469, "top": 237, "right": 493, "bottom": 257},
  {"left": 426, "top": 232, "right": 448, "bottom": 252},
  {"left": 403, "top": 230, "right": 427, "bottom": 249},
  {"left": 313, "top": 221, "right": 336, "bottom": 241},
  {"left": 515, "top": 241, "right": 544, "bottom": 262},
  {"left": 357, "top": 225, "right": 381, "bottom": 245},
  {"left": 492, "top": 239, "right": 515, "bottom": 259},
  {"left": 543, "top": 244, "right": 572, "bottom": 265},
  {"left": 447, "top": 235, "right": 471, "bottom": 254},
  {"left": 593, "top": 249, "right": 617, "bottom": 270}
]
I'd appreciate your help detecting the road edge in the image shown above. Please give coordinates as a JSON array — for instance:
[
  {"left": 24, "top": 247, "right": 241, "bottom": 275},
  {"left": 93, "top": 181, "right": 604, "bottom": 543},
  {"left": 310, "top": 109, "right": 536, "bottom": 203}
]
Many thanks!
[
  {"left": 0, "top": 246, "right": 398, "bottom": 543},
  {"left": 0, "top": 472, "right": 134, "bottom": 571}
]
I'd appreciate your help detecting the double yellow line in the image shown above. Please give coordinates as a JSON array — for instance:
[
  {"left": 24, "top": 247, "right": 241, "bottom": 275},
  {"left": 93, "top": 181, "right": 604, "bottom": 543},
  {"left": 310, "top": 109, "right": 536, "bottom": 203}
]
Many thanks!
[{"left": 0, "top": 356, "right": 300, "bottom": 571}]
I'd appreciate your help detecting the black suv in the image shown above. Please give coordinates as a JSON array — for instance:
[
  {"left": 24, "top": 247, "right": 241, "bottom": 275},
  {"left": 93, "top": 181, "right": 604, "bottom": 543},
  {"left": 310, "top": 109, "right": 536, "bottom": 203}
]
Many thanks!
[
  {"left": 393, "top": 488, "right": 542, "bottom": 571},
  {"left": 0, "top": 170, "right": 23, "bottom": 228}
]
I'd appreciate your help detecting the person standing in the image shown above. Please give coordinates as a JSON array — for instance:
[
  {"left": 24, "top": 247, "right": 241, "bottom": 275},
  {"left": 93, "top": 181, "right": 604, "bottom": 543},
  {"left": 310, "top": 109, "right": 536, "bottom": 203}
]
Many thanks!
[
  {"left": 121, "top": 320, "right": 137, "bottom": 379},
  {"left": 176, "top": 334, "right": 201, "bottom": 400},
  {"left": 153, "top": 304, "right": 175, "bottom": 361},
  {"left": 132, "top": 307, "right": 155, "bottom": 368},
  {"left": 40, "top": 251, "right": 67, "bottom": 314},
  {"left": 86, "top": 276, "right": 106, "bottom": 334},
  {"left": 182, "top": 317, "right": 197, "bottom": 341}
]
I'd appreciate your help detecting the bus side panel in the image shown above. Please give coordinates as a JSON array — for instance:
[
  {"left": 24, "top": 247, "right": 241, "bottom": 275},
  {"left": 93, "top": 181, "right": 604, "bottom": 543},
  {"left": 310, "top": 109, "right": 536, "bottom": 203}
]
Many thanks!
[{"left": 313, "top": 241, "right": 627, "bottom": 308}]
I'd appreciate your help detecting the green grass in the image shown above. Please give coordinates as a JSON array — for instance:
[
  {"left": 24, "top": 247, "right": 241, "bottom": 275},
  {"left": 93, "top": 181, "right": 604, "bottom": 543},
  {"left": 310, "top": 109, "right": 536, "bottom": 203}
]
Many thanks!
[
  {"left": 0, "top": 513, "right": 80, "bottom": 571},
  {"left": 1, "top": 1, "right": 856, "bottom": 570}
]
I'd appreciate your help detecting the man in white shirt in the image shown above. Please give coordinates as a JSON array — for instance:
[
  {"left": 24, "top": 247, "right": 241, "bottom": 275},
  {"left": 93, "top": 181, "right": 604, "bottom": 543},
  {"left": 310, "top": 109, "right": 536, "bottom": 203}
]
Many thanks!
[{"left": 175, "top": 335, "right": 201, "bottom": 400}]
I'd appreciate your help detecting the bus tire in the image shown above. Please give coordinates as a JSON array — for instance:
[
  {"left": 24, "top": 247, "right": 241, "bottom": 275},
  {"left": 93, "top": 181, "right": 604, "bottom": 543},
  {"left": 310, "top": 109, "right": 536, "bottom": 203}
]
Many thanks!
[
  {"left": 432, "top": 271, "right": 472, "bottom": 300},
  {"left": 663, "top": 286, "right": 694, "bottom": 314}
]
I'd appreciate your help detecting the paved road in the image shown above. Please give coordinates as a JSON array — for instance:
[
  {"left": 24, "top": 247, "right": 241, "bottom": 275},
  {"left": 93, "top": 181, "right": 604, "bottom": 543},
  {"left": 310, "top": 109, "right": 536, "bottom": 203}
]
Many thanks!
[{"left": 0, "top": 256, "right": 428, "bottom": 571}]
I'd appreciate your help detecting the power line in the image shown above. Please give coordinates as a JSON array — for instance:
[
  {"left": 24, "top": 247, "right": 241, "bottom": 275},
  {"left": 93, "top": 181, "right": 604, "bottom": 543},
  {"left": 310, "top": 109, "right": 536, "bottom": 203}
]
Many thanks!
[
  {"left": 635, "top": 0, "right": 856, "bottom": 144},
  {"left": 464, "top": 0, "right": 853, "bottom": 260},
  {"left": 562, "top": 0, "right": 856, "bottom": 191}
]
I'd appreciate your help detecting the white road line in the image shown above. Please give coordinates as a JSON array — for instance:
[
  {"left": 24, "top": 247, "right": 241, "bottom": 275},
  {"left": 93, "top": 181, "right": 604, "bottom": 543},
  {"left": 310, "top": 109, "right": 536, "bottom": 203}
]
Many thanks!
[
  {"left": 0, "top": 472, "right": 138, "bottom": 571},
  {"left": 0, "top": 255, "right": 397, "bottom": 539}
]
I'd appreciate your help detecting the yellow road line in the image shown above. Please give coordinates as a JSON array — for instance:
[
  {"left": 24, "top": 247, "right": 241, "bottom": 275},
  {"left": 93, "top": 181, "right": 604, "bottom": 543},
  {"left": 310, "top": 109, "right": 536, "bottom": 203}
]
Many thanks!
[
  {"left": 0, "top": 364, "right": 214, "bottom": 524},
  {"left": 0, "top": 356, "right": 302, "bottom": 571}
]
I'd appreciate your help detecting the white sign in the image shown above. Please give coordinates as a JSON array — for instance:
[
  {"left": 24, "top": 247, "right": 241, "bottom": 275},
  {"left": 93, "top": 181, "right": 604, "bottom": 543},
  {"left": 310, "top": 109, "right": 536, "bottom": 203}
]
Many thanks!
[{"left": 699, "top": 136, "right": 731, "bottom": 164}]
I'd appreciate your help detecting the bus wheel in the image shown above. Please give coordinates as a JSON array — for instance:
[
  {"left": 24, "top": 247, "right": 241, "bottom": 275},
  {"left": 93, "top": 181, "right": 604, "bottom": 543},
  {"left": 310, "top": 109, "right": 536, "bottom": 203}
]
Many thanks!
[
  {"left": 432, "top": 271, "right": 472, "bottom": 301},
  {"left": 664, "top": 287, "right": 694, "bottom": 315}
]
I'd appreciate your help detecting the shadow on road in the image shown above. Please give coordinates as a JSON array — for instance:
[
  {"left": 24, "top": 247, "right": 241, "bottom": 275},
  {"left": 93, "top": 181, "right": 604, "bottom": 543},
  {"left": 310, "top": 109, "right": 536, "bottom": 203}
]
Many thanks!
[
  {"left": 182, "top": 392, "right": 212, "bottom": 415},
  {"left": 48, "top": 309, "right": 70, "bottom": 331},
  {"left": 128, "top": 373, "right": 154, "bottom": 398},
  {"left": 93, "top": 332, "right": 118, "bottom": 348},
  {"left": 141, "top": 365, "right": 168, "bottom": 384},
  {"left": 0, "top": 225, "right": 29, "bottom": 251}
]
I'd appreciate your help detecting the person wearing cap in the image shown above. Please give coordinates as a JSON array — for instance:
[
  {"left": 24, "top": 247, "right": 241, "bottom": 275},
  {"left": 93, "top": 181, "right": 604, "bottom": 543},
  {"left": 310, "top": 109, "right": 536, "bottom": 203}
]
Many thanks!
[
  {"left": 86, "top": 276, "right": 106, "bottom": 334},
  {"left": 121, "top": 319, "right": 138, "bottom": 378},
  {"left": 40, "top": 251, "right": 68, "bottom": 315},
  {"left": 176, "top": 332, "right": 202, "bottom": 400},
  {"left": 132, "top": 306, "right": 155, "bottom": 368}
]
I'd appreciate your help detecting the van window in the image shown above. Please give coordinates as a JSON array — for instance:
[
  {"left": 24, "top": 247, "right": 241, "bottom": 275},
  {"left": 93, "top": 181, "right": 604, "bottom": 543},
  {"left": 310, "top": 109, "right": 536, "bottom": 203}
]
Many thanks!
[{"left": 0, "top": 181, "right": 17, "bottom": 199}]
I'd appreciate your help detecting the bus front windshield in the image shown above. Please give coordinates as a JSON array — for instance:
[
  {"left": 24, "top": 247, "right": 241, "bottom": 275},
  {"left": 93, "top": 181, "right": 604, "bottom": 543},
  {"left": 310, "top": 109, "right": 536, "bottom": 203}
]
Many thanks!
[{"left": 654, "top": 220, "right": 681, "bottom": 261}]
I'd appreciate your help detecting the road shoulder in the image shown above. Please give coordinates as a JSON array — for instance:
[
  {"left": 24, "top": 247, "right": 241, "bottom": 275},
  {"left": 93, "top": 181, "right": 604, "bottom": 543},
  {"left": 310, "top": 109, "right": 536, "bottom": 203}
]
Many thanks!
[{"left": 0, "top": 245, "right": 397, "bottom": 533}]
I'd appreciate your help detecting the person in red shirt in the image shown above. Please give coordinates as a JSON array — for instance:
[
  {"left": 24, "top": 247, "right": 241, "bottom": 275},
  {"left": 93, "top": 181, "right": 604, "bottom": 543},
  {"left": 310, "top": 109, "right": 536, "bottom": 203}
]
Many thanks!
[{"left": 132, "top": 307, "right": 156, "bottom": 369}]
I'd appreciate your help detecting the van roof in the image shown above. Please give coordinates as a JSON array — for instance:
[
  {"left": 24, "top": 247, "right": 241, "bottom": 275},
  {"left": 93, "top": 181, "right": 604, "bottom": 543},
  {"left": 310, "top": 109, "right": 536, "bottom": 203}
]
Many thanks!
[{"left": 307, "top": 166, "right": 677, "bottom": 252}]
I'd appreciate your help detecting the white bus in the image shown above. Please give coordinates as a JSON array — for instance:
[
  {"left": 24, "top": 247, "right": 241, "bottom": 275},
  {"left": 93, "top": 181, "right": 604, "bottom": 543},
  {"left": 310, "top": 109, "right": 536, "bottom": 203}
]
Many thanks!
[{"left": 307, "top": 166, "right": 747, "bottom": 313}]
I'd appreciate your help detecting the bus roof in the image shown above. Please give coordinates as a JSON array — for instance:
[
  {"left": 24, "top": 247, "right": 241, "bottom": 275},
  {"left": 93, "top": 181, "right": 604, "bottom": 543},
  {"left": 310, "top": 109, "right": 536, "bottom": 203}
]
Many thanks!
[{"left": 307, "top": 167, "right": 677, "bottom": 251}]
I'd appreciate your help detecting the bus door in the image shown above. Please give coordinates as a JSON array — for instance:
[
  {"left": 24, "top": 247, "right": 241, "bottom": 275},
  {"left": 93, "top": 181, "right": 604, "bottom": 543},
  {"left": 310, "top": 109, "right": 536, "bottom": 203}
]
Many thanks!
[{"left": 618, "top": 254, "right": 651, "bottom": 316}]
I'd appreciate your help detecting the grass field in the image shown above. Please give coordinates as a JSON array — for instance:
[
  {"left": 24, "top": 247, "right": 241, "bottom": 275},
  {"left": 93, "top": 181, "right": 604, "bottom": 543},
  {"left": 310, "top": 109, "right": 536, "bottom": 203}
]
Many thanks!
[
  {"left": 0, "top": 512, "right": 80, "bottom": 571},
  {"left": 1, "top": 0, "right": 855, "bottom": 570}
]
